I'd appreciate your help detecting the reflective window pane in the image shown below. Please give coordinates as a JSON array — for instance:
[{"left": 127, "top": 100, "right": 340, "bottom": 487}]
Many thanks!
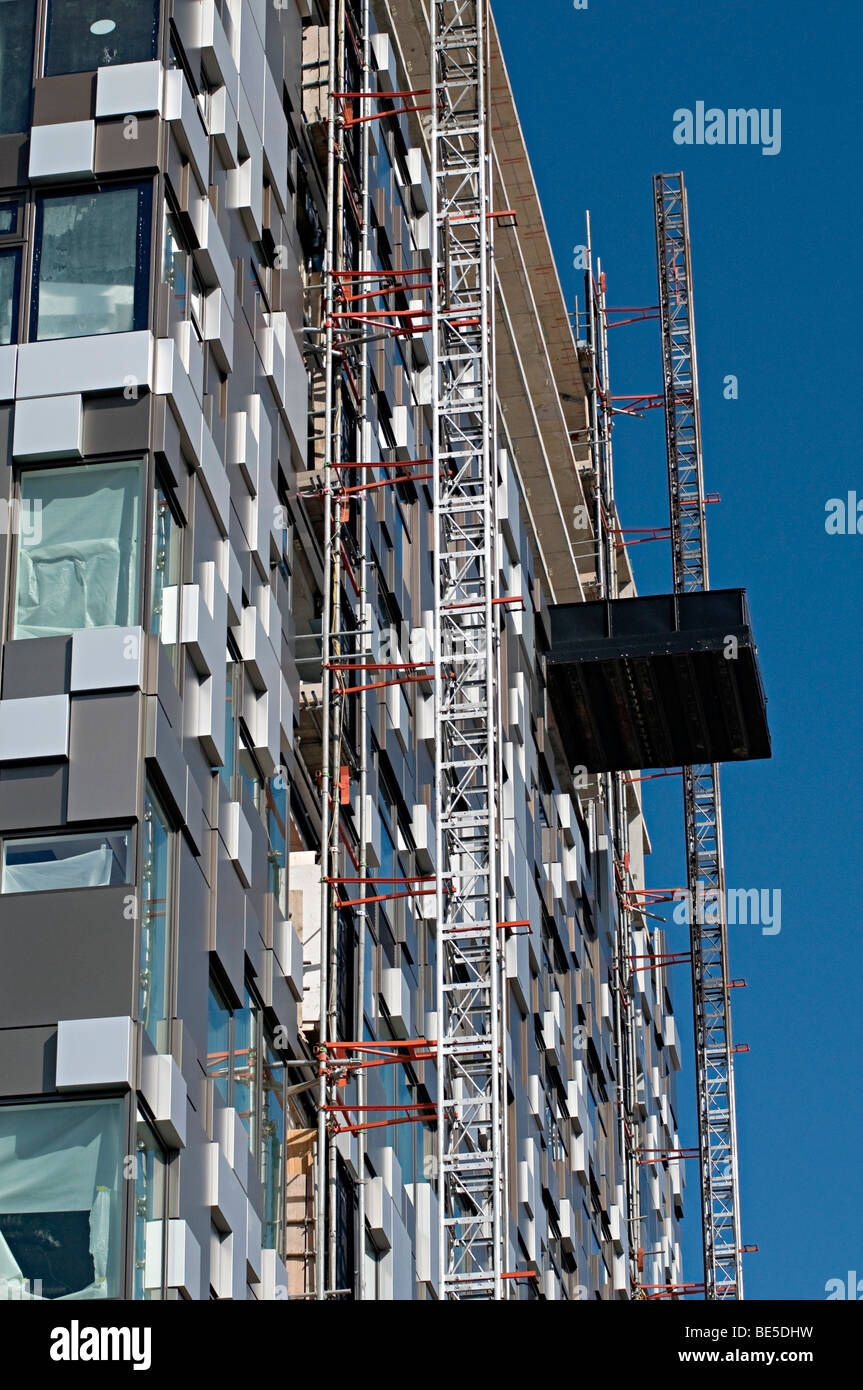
[
  {"left": 260, "top": 1038, "right": 285, "bottom": 1254},
  {"left": 221, "top": 658, "right": 238, "bottom": 791},
  {"left": 0, "top": 1099, "right": 125, "bottom": 1299},
  {"left": 233, "top": 989, "right": 259, "bottom": 1152},
  {"left": 133, "top": 1113, "right": 166, "bottom": 1301},
  {"left": 33, "top": 186, "right": 151, "bottom": 341},
  {"left": 162, "top": 208, "right": 188, "bottom": 322},
  {"left": 0, "top": 250, "right": 20, "bottom": 346},
  {"left": 14, "top": 461, "right": 142, "bottom": 639},
  {"left": 149, "top": 483, "right": 181, "bottom": 660},
  {"left": 266, "top": 772, "right": 288, "bottom": 915},
  {"left": 44, "top": 0, "right": 159, "bottom": 77},
  {"left": 139, "top": 786, "right": 173, "bottom": 1051},
  {"left": 206, "top": 977, "right": 231, "bottom": 1106},
  {"left": 0, "top": 1, "right": 36, "bottom": 134},
  {"left": 2, "top": 830, "right": 131, "bottom": 894}
]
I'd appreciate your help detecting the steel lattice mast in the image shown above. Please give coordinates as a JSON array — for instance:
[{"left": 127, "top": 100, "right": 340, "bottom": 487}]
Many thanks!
[
  {"left": 654, "top": 172, "right": 744, "bottom": 1300},
  {"left": 431, "top": 0, "right": 506, "bottom": 1299}
]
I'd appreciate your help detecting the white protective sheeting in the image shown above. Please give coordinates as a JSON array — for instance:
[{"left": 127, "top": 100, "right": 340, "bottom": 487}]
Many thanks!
[
  {"left": 14, "top": 461, "right": 141, "bottom": 638},
  {"left": 0, "top": 1100, "right": 123, "bottom": 1298},
  {"left": 2, "top": 844, "right": 114, "bottom": 894}
]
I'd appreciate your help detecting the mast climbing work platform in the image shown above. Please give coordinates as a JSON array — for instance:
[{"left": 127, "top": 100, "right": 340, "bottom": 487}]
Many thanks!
[
  {"left": 431, "top": 0, "right": 507, "bottom": 1299},
  {"left": 654, "top": 171, "right": 744, "bottom": 1301}
]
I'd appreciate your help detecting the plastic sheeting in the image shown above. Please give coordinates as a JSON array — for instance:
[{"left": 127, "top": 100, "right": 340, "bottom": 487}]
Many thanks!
[
  {"left": 0, "top": 1100, "right": 124, "bottom": 1299},
  {"left": 2, "top": 844, "right": 115, "bottom": 894},
  {"left": 14, "top": 461, "right": 141, "bottom": 639}
]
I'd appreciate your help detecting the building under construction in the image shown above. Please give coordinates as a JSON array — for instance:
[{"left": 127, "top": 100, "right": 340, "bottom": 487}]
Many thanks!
[{"left": 0, "top": 0, "right": 767, "bottom": 1300}]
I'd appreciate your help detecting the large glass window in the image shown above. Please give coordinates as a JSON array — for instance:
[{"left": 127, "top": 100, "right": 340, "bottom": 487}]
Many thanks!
[
  {"left": 44, "top": 0, "right": 159, "bottom": 77},
  {"left": 0, "top": 1, "right": 36, "bottom": 135},
  {"left": 0, "top": 1099, "right": 125, "bottom": 1299},
  {"left": 233, "top": 985, "right": 259, "bottom": 1153},
  {"left": 133, "top": 1112, "right": 167, "bottom": 1300},
  {"left": 0, "top": 249, "right": 20, "bottom": 346},
  {"left": 1, "top": 830, "right": 131, "bottom": 894},
  {"left": 206, "top": 976, "right": 259, "bottom": 1153},
  {"left": 14, "top": 461, "right": 142, "bottom": 639},
  {"left": 206, "top": 977, "right": 231, "bottom": 1109},
  {"left": 260, "top": 1036, "right": 285, "bottom": 1255},
  {"left": 139, "top": 785, "right": 174, "bottom": 1052},
  {"left": 31, "top": 185, "right": 152, "bottom": 341}
]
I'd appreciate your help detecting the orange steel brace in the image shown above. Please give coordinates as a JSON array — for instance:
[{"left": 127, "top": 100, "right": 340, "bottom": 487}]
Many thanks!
[
  {"left": 325, "top": 1102, "right": 437, "bottom": 1136},
  {"left": 638, "top": 1148, "right": 698, "bottom": 1165},
  {"left": 629, "top": 952, "right": 692, "bottom": 967},
  {"left": 337, "top": 672, "right": 433, "bottom": 696},
  {"left": 336, "top": 283, "right": 434, "bottom": 306},
  {"left": 639, "top": 1283, "right": 706, "bottom": 1299}
]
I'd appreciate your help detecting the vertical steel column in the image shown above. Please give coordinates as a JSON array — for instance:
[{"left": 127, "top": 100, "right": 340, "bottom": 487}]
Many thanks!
[
  {"left": 432, "top": 0, "right": 505, "bottom": 1299},
  {"left": 654, "top": 172, "right": 744, "bottom": 1301},
  {"left": 585, "top": 235, "right": 641, "bottom": 1292},
  {"left": 354, "top": 0, "right": 372, "bottom": 1302}
]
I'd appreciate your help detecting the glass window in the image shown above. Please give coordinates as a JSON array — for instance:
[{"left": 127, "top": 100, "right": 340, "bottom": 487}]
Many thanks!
[
  {"left": 0, "top": 250, "right": 20, "bottom": 345},
  {"left": 220, "top": 648, "right": 239, "bottom": 790},
  {"left": 32, "top": 185, "right": 152, "bottom": 341},
  {"left": 44, "top": 0, "right": 159, "bottom": 77},
  {"left": 139, "top": 785, "right": 174, "bottom": 1052},
  {"left": 206, "top": 975, "right": 260, "bottom": 1155},
  {"left": 266, "top": 770, "right": 288, "bottom": 916},
  {"left": 0, "top": 1099, "right": 125, "bottom": 1299},
  {"left": 233, "top": 987, "right": 259, "bottom": 1153},
  {"left": 238, "top": 732, "right": 264, "bottom": 816},
  {"left": 1, "top": 830, "right": 131, "bottom": 894},
  {"left": 149, "top": 480, "right": 181, "bottom": 662},
  {"left": 14, "top": 461, "right": 142, "bottom": 639},
  {"left": 0, "top": 1, "right": 36, "bottom": 135},
  {"left": 133, "top": 1112, "right": 167, "bottom": 1301},
  {"left": 206, "top": 976, "right": 231, "bottom": 1108},
  {"left": 260, "top": 1036, "right": 285, "bottom": 1254},
  {"left": 162, "top": 207, "right": 188, "bottom": 321}
]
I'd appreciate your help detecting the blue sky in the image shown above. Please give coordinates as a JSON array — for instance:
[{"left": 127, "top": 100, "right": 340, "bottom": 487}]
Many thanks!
[{"left": 492, "top": 0, "right": 863, "bottom": 1299}]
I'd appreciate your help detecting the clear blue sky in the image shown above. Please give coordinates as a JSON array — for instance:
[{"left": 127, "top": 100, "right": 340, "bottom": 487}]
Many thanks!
[{"left": 493, "top": 0, "right": 863, "bottom": 1299}]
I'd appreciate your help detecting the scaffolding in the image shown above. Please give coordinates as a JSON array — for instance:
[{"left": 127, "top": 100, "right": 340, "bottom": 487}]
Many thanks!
[
  {"left": 431, "top": 0, "right": 507, "bottom": 1299},
  {"left": 654, "top": 171, "right": 744, "bottom": 1301},
  {"left": 580, "top": 215, "right": 643, "bottom": 1297}
]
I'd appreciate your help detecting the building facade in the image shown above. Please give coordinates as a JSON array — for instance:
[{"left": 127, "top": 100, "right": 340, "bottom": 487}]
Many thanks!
[{"left": 0, "top": 0, "right": 683, "bottom": 1299}]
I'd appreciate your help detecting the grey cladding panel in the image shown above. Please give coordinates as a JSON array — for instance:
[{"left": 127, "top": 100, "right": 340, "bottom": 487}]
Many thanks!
[
  {"left": 0, "top": 762, "right": 67, "bottom": 831},
  {"left": 2, "top": 637, "right": 71, "bottom": 698},
  {"left": 0, "top": 1026, "right": 58, "bottom": 1096},
  {"left": 67, "top": 692, "right": 142, "bottom": 822},
  {"left": 0, "top": 886, "right": 135, "bottom": 1026}
]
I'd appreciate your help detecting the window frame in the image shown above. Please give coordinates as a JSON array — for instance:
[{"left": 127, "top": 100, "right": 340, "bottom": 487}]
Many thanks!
[
  {"left": 30, "top": 182, "right": 154, "bottom": 343},
  {"left": 138, "top": 780, "right": 177, "bottom": 1053},
  {"left": 11, "top": 455, "right": 146, "bottom": 641},
  {"left": 132, "top": 1108, "right": 168, "bottom": 1300},
  {"left": 0, "top": 1095, "right": 129, "bottom": 1300},
  {"left": 0, "top": 198, "right": 25, "bottom": 347},
  {"left": 42, "top": 0, "right": 161, "bottom": 80},
  {"left": 0, "top": 827, "right": 134, "bottom": 895}
]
